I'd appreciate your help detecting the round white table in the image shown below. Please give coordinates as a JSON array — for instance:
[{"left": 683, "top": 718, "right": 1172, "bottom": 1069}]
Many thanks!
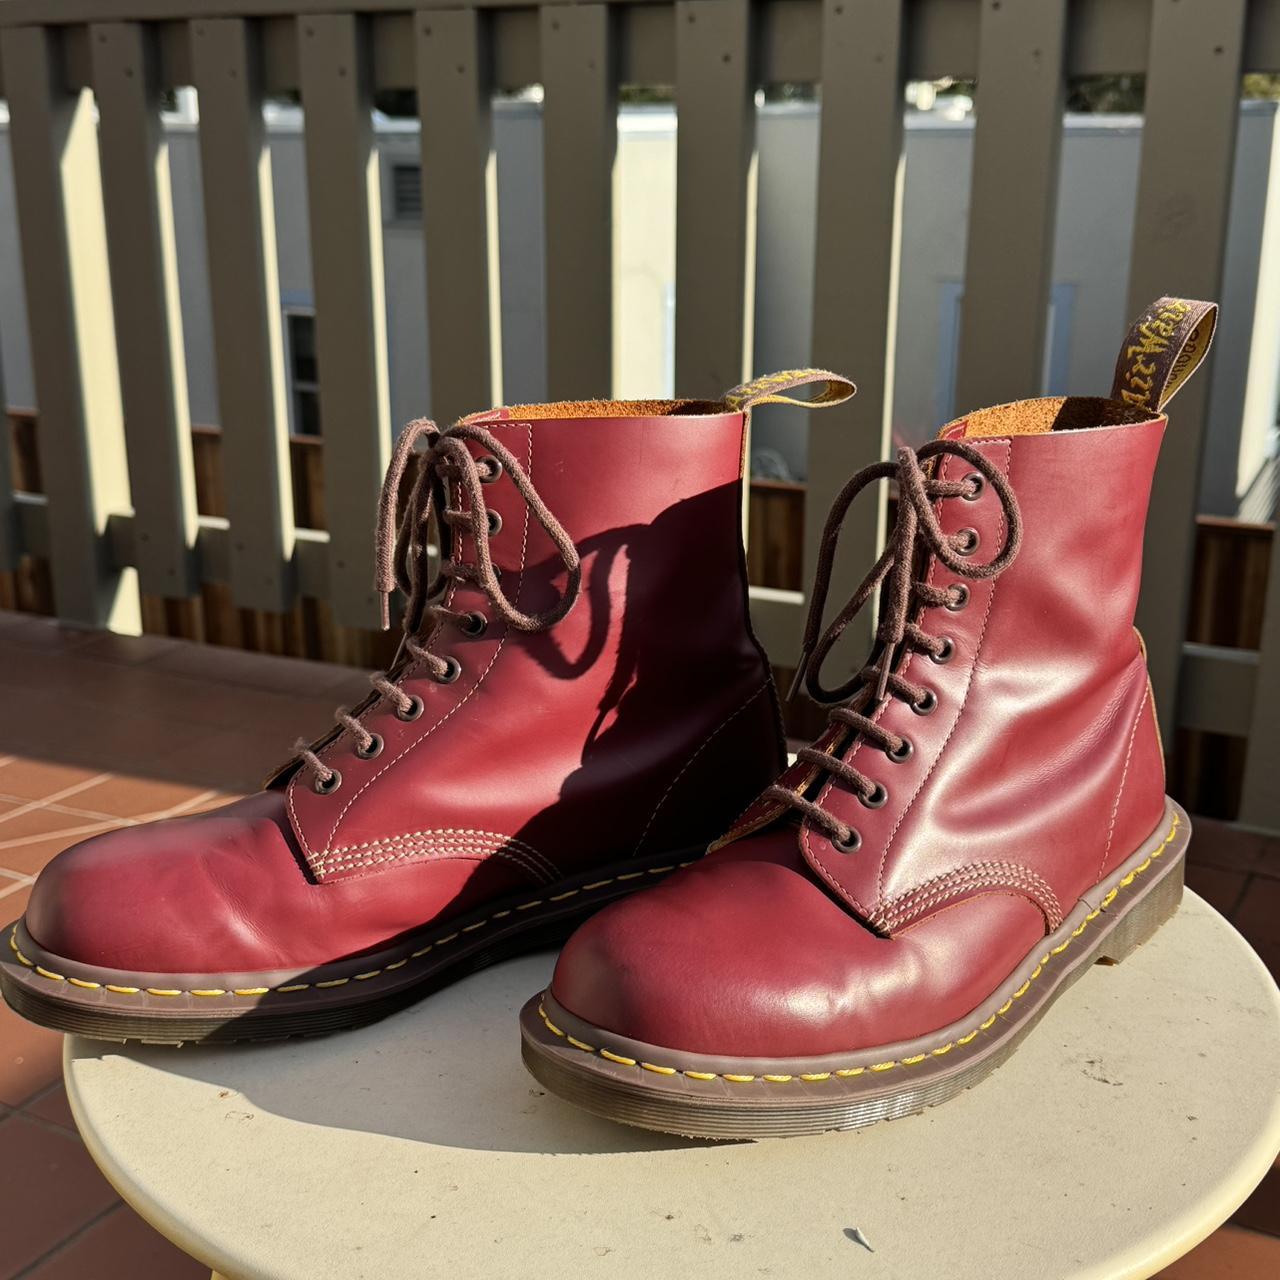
[{"left": 65, "top": 891, "right": 1280, "bottom": 1280}]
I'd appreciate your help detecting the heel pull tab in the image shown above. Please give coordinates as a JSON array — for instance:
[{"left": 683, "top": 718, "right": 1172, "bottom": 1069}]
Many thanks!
[
  {"left": 723, "top": 369, "right": 856, "bottom": 412},
  {"left": 1110, "top": 297, "right": 1217, "bottom": 413}
]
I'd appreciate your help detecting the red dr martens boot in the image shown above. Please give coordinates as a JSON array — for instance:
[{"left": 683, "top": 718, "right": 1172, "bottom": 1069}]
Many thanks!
[
  {"left": 522, "top": 298, "right": 1217, "bottom": 1138},
  {"left": 1, "top": 370, "right": 854, "bottom": 1043}
]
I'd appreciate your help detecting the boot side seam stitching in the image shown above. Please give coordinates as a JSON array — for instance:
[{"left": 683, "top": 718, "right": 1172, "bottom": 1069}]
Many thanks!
[
  {"left": 534, "top": 814, "right": 1181, "bottom": 1083},
  {"left": 875, "top": 860, "right": 1063, "bottom": 933},
  {"left": 1098, "top": 663, "right": 1148, "bottom": 883},
  {"left": 317, "top": 836, "right": 555, "bottom": 883},
  {"left": 632, "top": 681, "right": 771, "bottom": 856}
]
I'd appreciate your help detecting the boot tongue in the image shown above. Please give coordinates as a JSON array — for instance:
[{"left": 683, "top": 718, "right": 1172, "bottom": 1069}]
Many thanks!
[{"left": 936, "top": 295, "right": 1217, "bottom": 442}]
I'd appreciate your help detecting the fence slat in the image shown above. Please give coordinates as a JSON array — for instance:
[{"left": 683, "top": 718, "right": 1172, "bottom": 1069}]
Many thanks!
[
  {"left": 0, "top": 25, "right": 135, "bottom": 628},
  {"left": 1240, "top": 540, "right": 1280, "bottom": 829},
  {"left": 1128, "top": 0, "right": 1247, "bottom": 727},
  {"left": 954, "top": 0, "right": 1067, "bottom": 412},
  {"left": 298, "top": 13, "right": 391, "bottom": 627},
  {"left": 804, "top": 0, "right": 906, "bottom": 663},
  {"left": 541, "top": 3, "right": 615, "bottom": 400},
  {"left": 0, "top": 370, "right": 13, "bottom": 576},
  {"left": 191, "top": 16, "right": 296, "bottom": 613},
  {"left": 92, "top": 21, "right": 199, "bottom": 600},
  {"left": 417, "top": 7, "right": 499, "bottom": 423},
  {"left": 674, "top": 0, "right": 754, "bottom": 397}
]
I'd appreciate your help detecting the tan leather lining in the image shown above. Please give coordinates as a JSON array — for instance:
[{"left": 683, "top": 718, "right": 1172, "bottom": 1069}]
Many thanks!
[
  {"left": 499, "top": 397, "right": 725, "bottom": 420},
  {"left": 941, "top": 395, "right": 1158, "bottom": 440}
]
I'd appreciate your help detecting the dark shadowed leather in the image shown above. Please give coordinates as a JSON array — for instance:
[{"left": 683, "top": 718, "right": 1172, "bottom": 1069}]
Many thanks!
[
  {"left": 24, "top": 410, "right": 784, "bottom": 974},
  {"left": 550, "top": 412, "right": 1172, "bottom": 1057}
]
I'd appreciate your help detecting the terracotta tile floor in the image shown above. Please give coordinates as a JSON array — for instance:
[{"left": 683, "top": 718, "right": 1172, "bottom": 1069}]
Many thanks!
[{"left": 0, "top": 610, "right": 1276, "bottom": 1277}]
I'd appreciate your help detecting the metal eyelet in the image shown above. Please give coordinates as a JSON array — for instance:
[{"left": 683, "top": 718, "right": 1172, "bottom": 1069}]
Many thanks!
[
  {"left": 886, "top": 736, "right": 914, "bottom": 763},
  {"left": 931, "top": 637, "right": 956, "bottom": 664},
  {"left": 860, "top": 783, "right": 888, "bottom": 810},
  {"left": 946, "top": 584, "right": 970, "bottom": 612},
  {"left": 355, "top": 733, "right": 384, "bottom": 761},
  {"left": 396, "top": 694, "right": 425, "bottom": 722},
  {"left": 912, "top": 688, "right": 938, "bottom": 716},
  {"left": 434, "top": 656, "right": 463, "bottom": 684},
  {"left": 956, "top": 527, "right": 980, "bottom": 556},
  {"left": 833, "top": 829, "right": 862, "bottom": 854},
  {"left": 480, "top": 457, "right": 503, "bottom": 484},
  {"left": 313, "top": 769, "right": 342, "bottom": 795},
  {"left": 963, "top": 472, "right": 985, "bottom": 501},
  {"left": 486, "top": 509, "right": 503, "bottom": 535},
  {"left": 461, "top": 611, "right": 488, "bottom": 638}
]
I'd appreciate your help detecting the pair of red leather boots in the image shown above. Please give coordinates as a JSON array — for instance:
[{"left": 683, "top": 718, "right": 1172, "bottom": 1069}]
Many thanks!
[{"left": 2, "top": 298, "right": 1214, "bottom": 1139}]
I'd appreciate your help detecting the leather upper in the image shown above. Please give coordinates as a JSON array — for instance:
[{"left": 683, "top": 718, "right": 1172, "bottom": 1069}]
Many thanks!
[
  {"left": 24, "top": 407, "right": 785, "bottom": 974},
  {"left": 551, "top": 405, "right": 1173, "bottom": 1057}
]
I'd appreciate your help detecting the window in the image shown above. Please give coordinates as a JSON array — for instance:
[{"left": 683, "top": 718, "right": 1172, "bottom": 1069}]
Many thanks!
[
  {"left": 285, "top": 310, "right": 321, "bottom": 436},
  {"left": 391, "top": 163, "right": 423, "bottom": 220}
]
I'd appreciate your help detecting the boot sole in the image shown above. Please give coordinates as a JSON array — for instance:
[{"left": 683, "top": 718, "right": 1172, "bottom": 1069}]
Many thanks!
[
  {"left": 0, "top": 847, "right": 698, "bottom": 1046},
  {"left": 519, "top": 801, "right": 1190, "bottom": 1139}
]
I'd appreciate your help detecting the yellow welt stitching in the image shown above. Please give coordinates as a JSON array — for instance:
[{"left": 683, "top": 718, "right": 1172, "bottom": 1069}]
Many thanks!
[
  {"left": 1119, "top": 872, "right": 1137, "bottom": 887},
  {"left": 385, "top": 959, "right": 408, "bottom": 971},
  {"left": 1050, "top": 940, "right": 1071, "bottom": 955},
  {"left": 567, "top": 1036, "right": 595, "bottom": 1052},
  {"left": 514, "top": 902, "right": 543, "bottom": 912},
  {"left": 957, "top": 1031, "right": 979, "bottom": 1046},
  {"left": 685, "top": 1070, "right": 718, "bottom": 1081},
  {"left": 642, "top": 1062, "right": 677, "bottom": 1075},
  {"left": 616, "top": 872, "right": 644, "bottom": 881},
  {"left": 437, "top": 932, "right": 460, "bottom": 943},
  {"left": 1029, "top": 966, "right": 1043, "bottom": 980},
  {"left": 35, "top": 966, "right": 66, "bottom": 982},
  {"left": 191, "top": 988, "right": 228, "bottom": 997},
  {"left": 1072, "top": 922, "right": 1089, "bottom": 937},
  {"left": 801, "top": 1072, "right": 832, "bottom": 1081},
  {"left": 68, "top": 977, "right": 100, "bottom": 990},
  {"left": 14, "top": 948, "right": 33, "bottom": 967},
  {"left": 1012, "top": 981, "right": 1031, "bottom": 999},
  {"left": 901, "top": 1054, "right": 926, "bottom": 1066},
  {"left": 233, "top": 987, "right": 270, "bottom": 996},
  {"left": 275, "top": 984, "right": 309, "bottom": 993},
  {"left": 979, "top": 1016, "right": 997, "bottom": 1030},
  {"left": 105, "top": 984, "right": 139, "bottom": 995},
  {"left": 835, "top": 1067, "right": 865, "bottom": 1078},
  {"left": 462, "top": 922, "right": 486, "bottom": 932},
  {"left": 870, "top": 1061, "right": 896, "bottom": 1073},
  {"left": 722, "top": 1073, "right": 756, "bottom": 1083},
  {"left": 997, "top": 999, "right": 1014, "bottom": 1016},
  {"left": 646, "top": 866, "right": 675, "bottom": 875},
  {"left": 601, "top": 1049, "right": 637, "bottom": 1066},
  {"left": 582, "top": 879, "right": 614, "bottom": 891},
  {"left": 932, "top": 1042, "right": 955, "bottom": 1056},
  {"left": 1100, "top": 889, "right": 1118, "bottom": 907},
  {"left": 315, "top": 978, "right": 350, "bottom": 989},
  {"left": 354, "top": 970, "right": 382, "bottom": 981},
  {"left": 762, "top": 1074, "right": 793, "bottom": 1083},
  {"left": 549, "top": 890, "right": 580, "bottom": 902},
  {"left": 412, "top": 945, "right": 433, "bottom": 957},
  {"left": 544, "top": 1019, "right": 566, "bottom": 1038},
  {"left": 146, "top": 988, "right": 182, "bottom": 997},
  {"left": 1135, "top": 857, "right": 1153, "bottom": 874},
  {"left": 491, "top": 910, "right": 512, "bottom": 919}
]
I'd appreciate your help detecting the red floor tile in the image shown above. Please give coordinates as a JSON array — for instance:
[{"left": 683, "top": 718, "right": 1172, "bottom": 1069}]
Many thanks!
[
  {"left": 21, "top": 1082, "right": 78, "bottom": 1134},
  {"left": 0, "top": 1114, "right": 117, "bottom": 1279},
  {"left": 0, "top": 759, "right": 106, "bottom": 804},
  {"left": 69, "top": 775, "right": 217, "bottom": 822},
  {"left": 0, "top": 890, "right": 63, "bottom": 1109},
  {"left": 20, "top": 1203, "right": 209, "bottom": 1280},
  {"left": 1157, "top": 1225, "right": 1280, "bottom": 1278},
  {"left": 0, "top": 802, "right": 123, "bottom": 877}
]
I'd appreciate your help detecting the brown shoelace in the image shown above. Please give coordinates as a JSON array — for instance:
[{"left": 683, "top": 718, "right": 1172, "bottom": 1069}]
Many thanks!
[
  {"left": 768, "top": 440, "right": 1022, "bottom": 851},
  {"left": 296, "top": 419, "right": 582, "bottom": 793}
]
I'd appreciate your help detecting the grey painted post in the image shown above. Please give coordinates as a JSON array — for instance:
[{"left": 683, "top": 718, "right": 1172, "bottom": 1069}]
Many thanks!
[
  {"left": 191, "top": 16, "right": 297, "bottom": 613},
  {"left": 299, "top": 12, "right": 392, "bottom": 627},
  {"left": 417, "top": 7, "right": 499, "bottom": 424},
  {"left": 1127, "top": 0, "right": 1247, "bottom": 728},
  {"left": 92, "top": 21, "right": 200, "bottom": 601},
  {"left": 1, "top": 24, "right": 136, "bottom": 629},
  {"left": 541, "top": 3, "right": 616, "bottom": 401},
  {"left": 954, "top": 0, "right": 1067, "bottom": 411}
]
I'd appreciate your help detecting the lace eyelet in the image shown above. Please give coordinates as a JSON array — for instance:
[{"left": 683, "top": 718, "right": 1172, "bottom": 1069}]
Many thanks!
[
  {"left": 460, "top": 611, "right": 488, "bottom": 638},
  {"left": 486, "top": 509, "right": 503, "bottom": 535},
  {"left": 479, "top": 457, "right": 503, "bottom": 484},
  {"left": 313, "top": 769, "right": 342, "bottom": 796},
  {"left": 355, "top": 733, "right": 384, "bottom": 761},
  {"left": 956, "top": 527, "right": 980, "bottom": 556},
  {"left": 860, "top": 783, "right": 888, "bottom": 810},
  {"left": 396, "top": 694, "right": 425, "bottom": 722},
  {"left": 912, "top": 688, "right": 938, "bottom": 716},
  {"left": 833, "top": 829, "right": 862, "bottom": 854},
  {"left": 946, "top": 584, "right": 970, "bottom": 612},
  {"left": 434, "top": 656, "right": 463, "bottom": 685},
  {"left": 886, "top": 736, "right": 914, "bottom": 763},
  {"left": 931, "top": 637, "right": 956, "bottom": 664},
  {"left": 963, "top": 472, "right": 985, "bottom": 501}
]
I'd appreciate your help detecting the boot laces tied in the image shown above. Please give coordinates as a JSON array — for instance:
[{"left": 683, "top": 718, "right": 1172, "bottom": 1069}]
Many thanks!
[
  {"left": 296, "top": 418, "right": 582, "bottom": 790},
  {"left": 769, "top": 440, "right": 1022, "bottom": 850}
]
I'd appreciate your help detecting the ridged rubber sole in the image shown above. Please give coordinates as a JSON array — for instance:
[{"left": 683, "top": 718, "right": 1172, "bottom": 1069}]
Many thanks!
[
  {"left": 520, "top": 802, "right": 1190, "bottom": 1139},
  {"left": 0, "top": 847, "right": 696, "bottom": 1046}
]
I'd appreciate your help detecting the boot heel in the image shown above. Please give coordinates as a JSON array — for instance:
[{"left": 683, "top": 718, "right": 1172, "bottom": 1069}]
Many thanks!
[{"left": 1094, "top": 853, "right": 1185, "bottom": 965}]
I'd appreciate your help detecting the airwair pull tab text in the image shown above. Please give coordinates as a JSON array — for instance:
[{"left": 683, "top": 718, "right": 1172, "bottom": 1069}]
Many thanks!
[
  {"left": 1110, "top": 296, "right": 1218, "bottom": 413},
  {"left": 723, "top": 368, "right": 857, "bottom": 412}
]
